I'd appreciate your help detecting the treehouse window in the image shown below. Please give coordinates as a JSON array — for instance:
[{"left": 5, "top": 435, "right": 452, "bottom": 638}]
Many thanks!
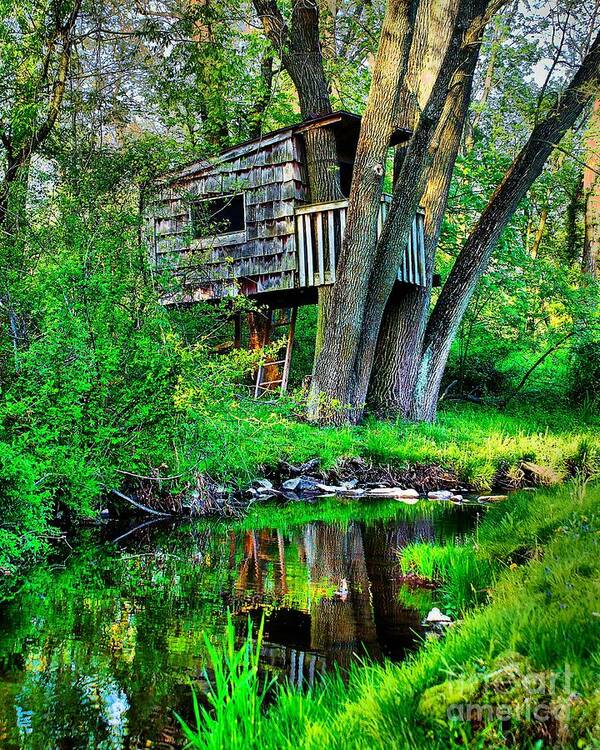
[{"left": 191, "top": 194, "right": 245, "bottom": 238}]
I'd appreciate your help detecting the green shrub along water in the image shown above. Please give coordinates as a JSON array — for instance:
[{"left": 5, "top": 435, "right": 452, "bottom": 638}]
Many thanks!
[{"left": 179, "top": 483, "right": 600, "bottom": 750}]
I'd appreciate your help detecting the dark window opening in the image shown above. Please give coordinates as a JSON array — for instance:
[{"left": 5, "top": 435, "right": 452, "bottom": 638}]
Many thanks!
[
  {"left": 191, "top": 194, "right": 245, "bottom": 238},
  {"left": 339, "top": 162, "right": 354, "bottom": 198}
]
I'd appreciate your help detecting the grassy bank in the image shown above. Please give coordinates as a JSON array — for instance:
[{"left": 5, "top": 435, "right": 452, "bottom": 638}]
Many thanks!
[
  {"left": 206, "top": 400, "right": 599, "bottom": 489},
  {"left": 180, "top": 481, "right": 600, "bottom": 749},
  {"left": 1, "top": 398, "right": 599, "bottom": 574}
]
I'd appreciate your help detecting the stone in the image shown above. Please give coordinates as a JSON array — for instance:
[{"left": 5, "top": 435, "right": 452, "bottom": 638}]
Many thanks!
[
  {"left": 255, "top": 478, "right": 273, "bottom": 491},
  {"left": 316, "top": 483, "right": 346, "bottom": 494},
  {"left": 282, "top": 476, "right": 319, "bottom": 493},
  {"left": 450, "top": 494, "right": 463, "bottom": 503},
  {"left": 367, "top": 487, "right": 419, "bottom": 498},
  {"left": 424, "top": 607, "right": 452, "bottom": 624},
  {"left": 428, "top": 490, "right": 453, "bottom": 500},
  {"left": 521, "top": 461, "right": 562, "bottom": 485}
]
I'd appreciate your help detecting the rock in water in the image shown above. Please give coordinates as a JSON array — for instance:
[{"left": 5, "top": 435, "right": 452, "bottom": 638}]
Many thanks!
[
  {"left": 477, "top": 494, "right": 508, "bottom": 503},
  {"left": 428, "top": 490, "right": 453, "bottom": 501},
  {"left": 396, "top": 488, "right": 419, "bottom": 498},
  {"left": 367, "top": 487, "right": 419, "bottom": 498},
  {"left": 282, "top": 476, "right": 319, "bottom": 493},
  {"left": 425, "top": 607, "right": 452, "bottom": 624}
]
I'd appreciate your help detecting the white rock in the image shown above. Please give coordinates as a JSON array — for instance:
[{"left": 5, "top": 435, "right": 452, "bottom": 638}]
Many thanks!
[
  {"left": 428, "top": 490, "right": 453, "bottom": 500},
  {"left": 316, "top": 483, "right": 346, "bottom": 493},
  {"left": 368, "top": 487, "right": 419, "bottom": 498},
  {"left": 255, "top": 479, "right": 274, "bottom": 491},
  {"left": 425, "top": 607, "right": 452, "bottom": 624}
]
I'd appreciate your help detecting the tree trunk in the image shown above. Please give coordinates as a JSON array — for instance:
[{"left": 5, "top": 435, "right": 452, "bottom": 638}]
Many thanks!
[
  {"left": 350, "top": 0, "right": 494, "bottom": 416},
  {"left": 583, "top": 97, "right": 600, "bottom": 276},
  {"left": 566, "top": 174, "right": 583, "bottom": 263},
  {"left": 368, "top": 6, "right": 482, "bottom": 415},
  {"left": 411, "top": 34, "right": 600, "bottom": 422},
  {"left": 307, "top": 0, "right": 419, "bottom": 422},
  {"left": 253, "top": 0, "right": 343, "bottom": 360}
]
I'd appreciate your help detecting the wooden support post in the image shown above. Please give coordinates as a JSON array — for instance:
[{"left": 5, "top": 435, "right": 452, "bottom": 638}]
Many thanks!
[
  {"left": 327, "top": 210, "right": 335, "bottom": 282},
  {"left": 281, "top": 307, "right": 297, "bottom": 393},
  {"left": 233, "top": 313, "right": 242, "bottom": 349}
]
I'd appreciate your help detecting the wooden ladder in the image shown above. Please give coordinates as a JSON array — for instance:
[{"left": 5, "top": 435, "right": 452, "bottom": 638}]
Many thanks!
[{"left": 253, "top": 307, "right": 297, "bottom": 398}]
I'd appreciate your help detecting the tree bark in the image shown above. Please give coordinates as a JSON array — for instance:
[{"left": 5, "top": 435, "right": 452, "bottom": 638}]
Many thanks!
[
  {"left": 412, "top": 33, "right": 600, "bottom": 422},
  {"left": 368, "top": 1, "right": 482, "bottom": 415},
  {"left": 306, "top": 0, "right": 420, "bottom": 422},
  {"left": 583, "top": 97, "right": 600, "bottom": 276},
  {"left": 349, "top": 0, "right": 496, "bottom": 416},
  {"left": 0, "top": 0, "right": 82, "bottom": 229}
]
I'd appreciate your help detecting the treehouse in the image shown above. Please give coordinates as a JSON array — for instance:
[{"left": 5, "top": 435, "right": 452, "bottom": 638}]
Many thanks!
[{"left": 144, "top": 111, "right": 426, "bottom": 392}]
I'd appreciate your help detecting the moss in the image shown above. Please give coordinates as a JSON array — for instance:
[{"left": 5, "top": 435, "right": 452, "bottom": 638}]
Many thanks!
[{"left": 418, "top": 676, "right": 481, "bottom": 721}]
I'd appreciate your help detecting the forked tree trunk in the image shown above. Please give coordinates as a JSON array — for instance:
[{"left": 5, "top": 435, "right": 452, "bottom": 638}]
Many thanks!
[
  {"left": 307, "top": 0, "right": 420, "bottom": 422},
  {"left": 368, "top": 1, "right": 482, "bottom": 415},
  {"left": 350, "top": 0, "right": 494, "bottom": 415},
  {"left": 412, "top": 33, "right": 600, "bottom": 422},
  {"left": 309, "top": 0, "right": 496, "bottom": 424}
]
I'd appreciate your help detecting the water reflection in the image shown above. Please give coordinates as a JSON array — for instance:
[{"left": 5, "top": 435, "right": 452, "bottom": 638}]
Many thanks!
[{"left": 0, "top": 501, "right": 479, "bottom": 749}]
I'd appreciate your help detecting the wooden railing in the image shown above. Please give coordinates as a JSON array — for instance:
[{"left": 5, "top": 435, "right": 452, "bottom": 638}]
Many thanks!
[{"left": 295, "top": 194, "right": 426, "bottom": 288}]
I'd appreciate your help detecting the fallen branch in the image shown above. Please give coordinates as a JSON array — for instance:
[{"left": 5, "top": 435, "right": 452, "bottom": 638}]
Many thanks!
[
  {"left": 110, "top": 488, "right": 172, "bottom": 517},
  {"left": 116, "top": 468, "right": 182, "bottom": 482}
]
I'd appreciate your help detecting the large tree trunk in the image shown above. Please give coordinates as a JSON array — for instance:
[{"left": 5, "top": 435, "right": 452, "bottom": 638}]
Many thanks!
[
  {"left": 411, "top": 34, "right": 600, "bottom": 422},
  {"left": 253, "top": 0, "right": 343, "bottom": 359},
  {"left": 368, "top": 4, "right": 482, "bottom": 415},
  {"left": 307, "top": 0, "right": 419, "bottom": 422},
  {"left": 348, "top": 0, "right": 494, "bottom": 417},
  {"left": 583, "top": 97, "right": 600, "bottom": 276}
]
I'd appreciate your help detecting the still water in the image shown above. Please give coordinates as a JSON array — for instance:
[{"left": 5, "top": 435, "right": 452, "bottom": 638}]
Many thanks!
[{"left": 0, "top": 500, "right": 481, "bottom": 749}]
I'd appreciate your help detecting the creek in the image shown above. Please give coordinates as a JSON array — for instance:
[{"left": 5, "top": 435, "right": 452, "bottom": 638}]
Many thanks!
[{"left": 0, "top": 499, "right": 482, "bottom": 749}]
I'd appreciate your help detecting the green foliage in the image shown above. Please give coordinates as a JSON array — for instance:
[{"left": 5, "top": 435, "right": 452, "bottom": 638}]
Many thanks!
[
  {"left": 398, "top": 542, "right": 493, "bottom": 616},
  {"left": 177, "top": 614, "right": 273, "bottom": 750},
  {"left": 0, "top": 442, "right": 50, "bottom": 571}
]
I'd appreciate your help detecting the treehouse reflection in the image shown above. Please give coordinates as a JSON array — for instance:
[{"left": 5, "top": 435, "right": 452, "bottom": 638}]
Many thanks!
[{"left": 225, "top": 519, "right": 444, "bottom": 685}]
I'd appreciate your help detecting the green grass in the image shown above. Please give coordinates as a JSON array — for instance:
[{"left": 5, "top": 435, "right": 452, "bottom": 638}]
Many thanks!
[
  {"left": 398, "top": 542, "right": 493, "bottom": 616},
  {"left": 187, "top": 399, "right": 600, "bottom": 492},
  {"left": 177, "top": 613, "right": 273, "bottom": 750},
  {"left": 181, "top": 482, "right": 600, "bottom": 749}
]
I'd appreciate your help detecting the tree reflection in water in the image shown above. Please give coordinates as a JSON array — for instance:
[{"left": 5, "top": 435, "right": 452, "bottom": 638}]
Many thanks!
[{"left": 0, "top": 501, "right": 479, "bottom": 749}]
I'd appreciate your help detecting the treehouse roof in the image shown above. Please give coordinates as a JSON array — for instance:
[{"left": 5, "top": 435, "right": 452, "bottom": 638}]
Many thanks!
[{"left": 161, "top": 111, "right": 412, "bottom": 183}]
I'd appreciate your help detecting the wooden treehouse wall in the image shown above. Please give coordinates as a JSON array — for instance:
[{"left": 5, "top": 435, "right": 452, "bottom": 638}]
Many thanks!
[{"left": 145, "top": 130, "right": 310, "bottom": 303}]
